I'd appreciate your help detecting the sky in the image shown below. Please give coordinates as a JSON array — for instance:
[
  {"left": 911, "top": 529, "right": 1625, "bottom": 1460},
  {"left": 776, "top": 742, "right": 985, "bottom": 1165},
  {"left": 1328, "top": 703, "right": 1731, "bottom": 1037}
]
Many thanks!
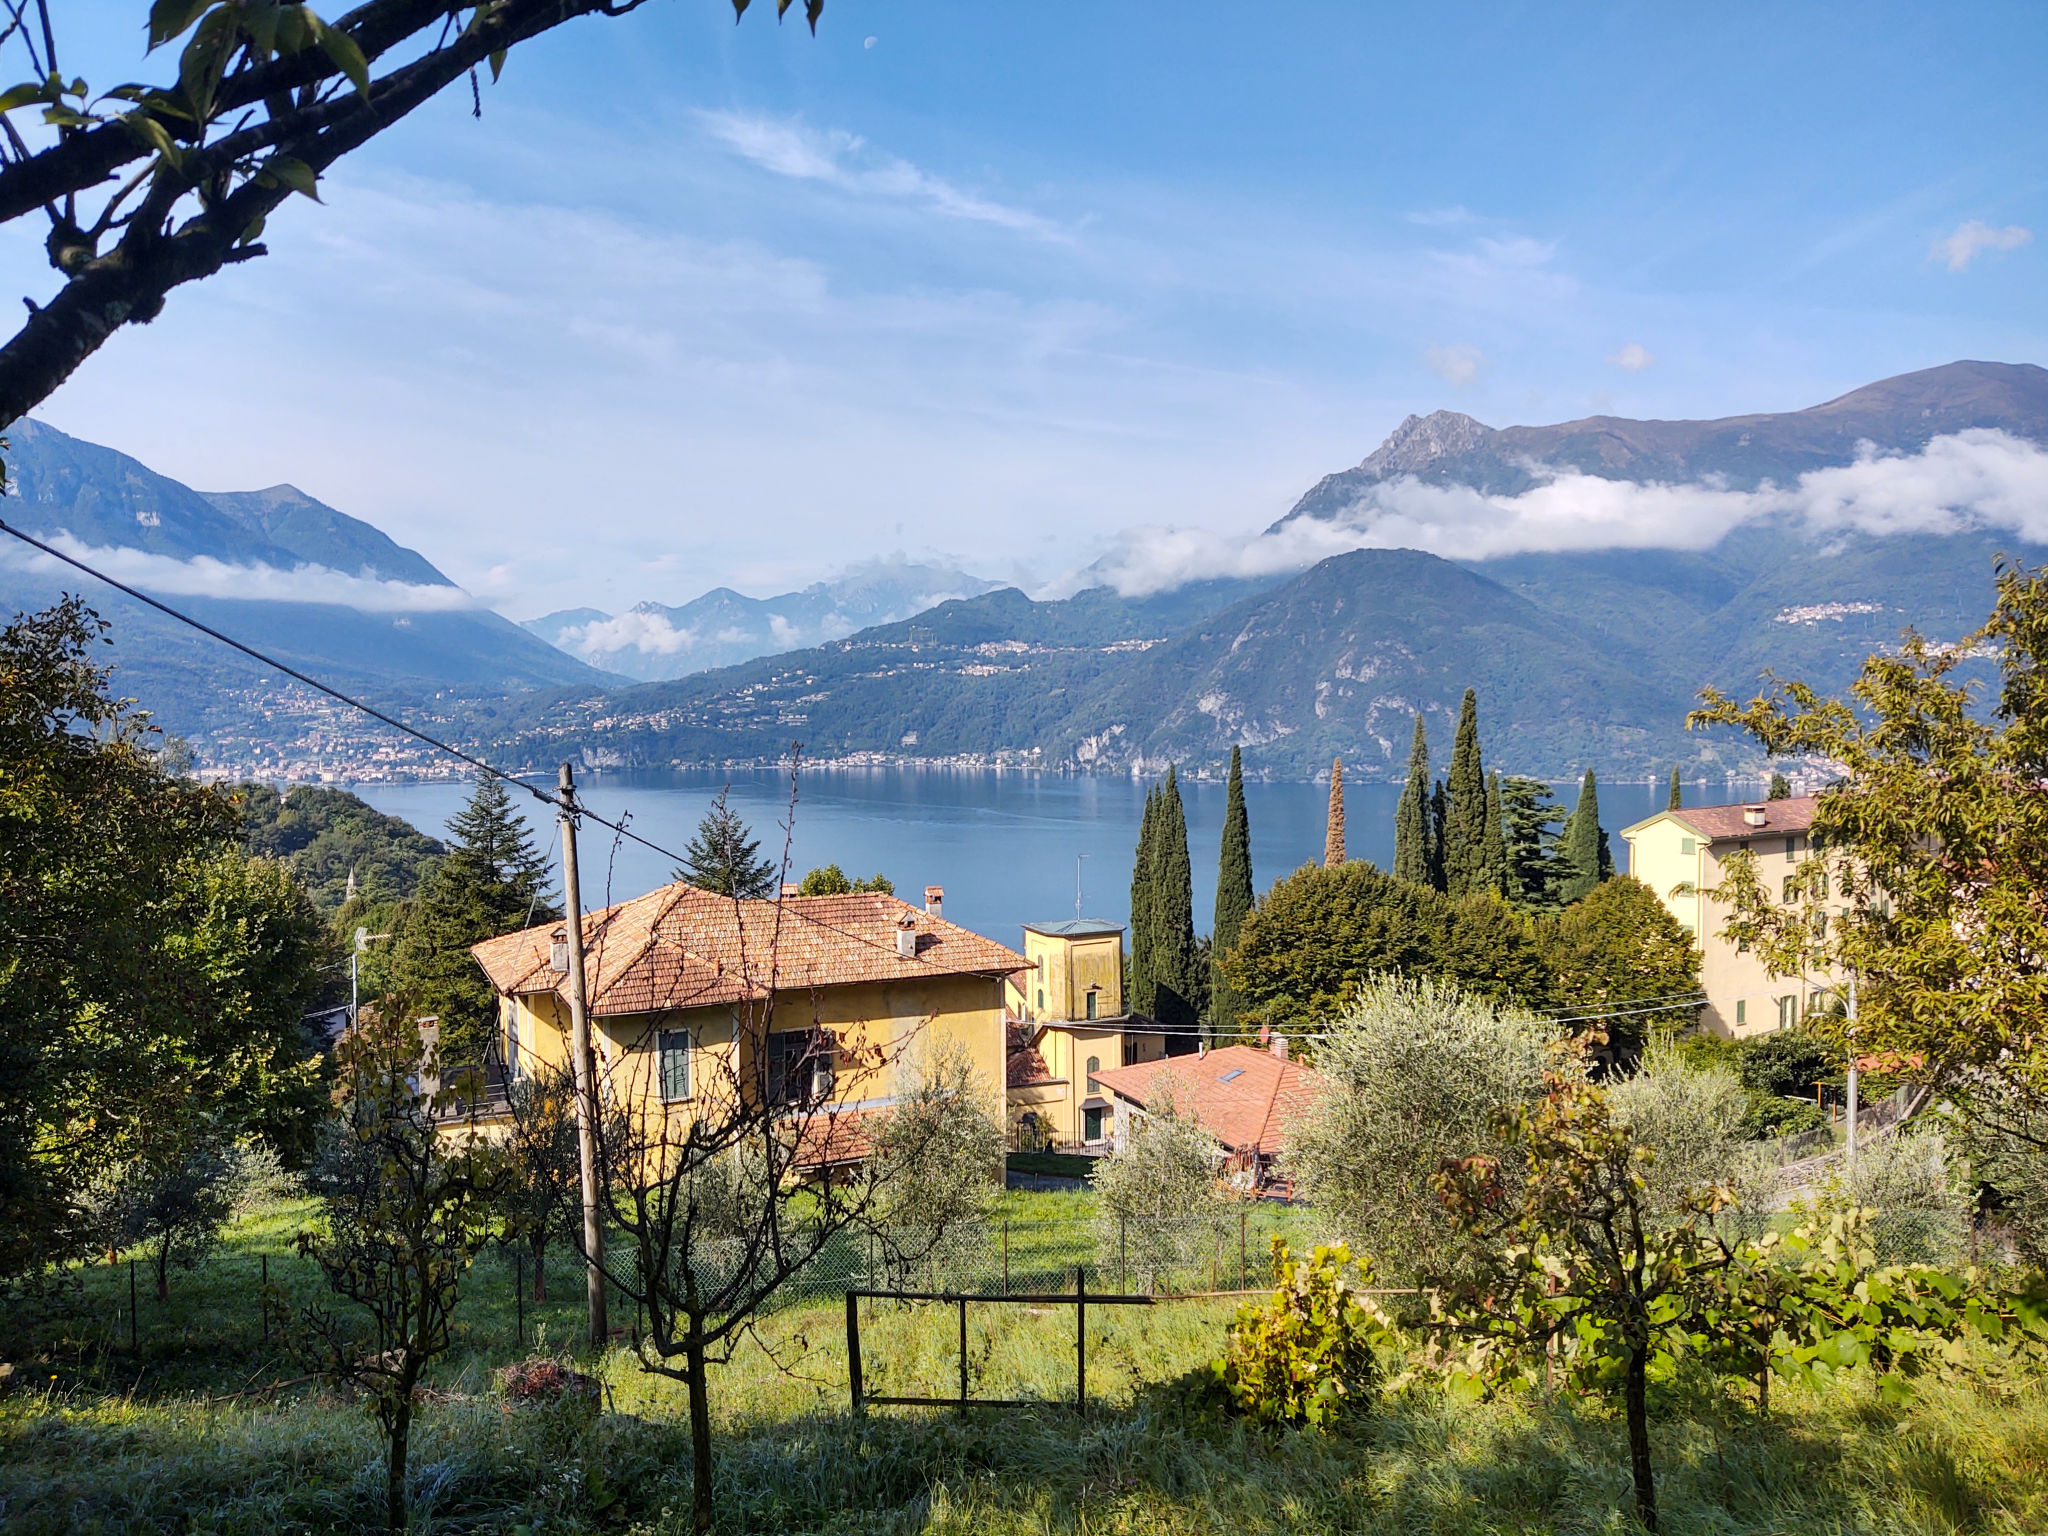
[{"left": 4, "top": 1, "right": 2044, "bottom": 621}]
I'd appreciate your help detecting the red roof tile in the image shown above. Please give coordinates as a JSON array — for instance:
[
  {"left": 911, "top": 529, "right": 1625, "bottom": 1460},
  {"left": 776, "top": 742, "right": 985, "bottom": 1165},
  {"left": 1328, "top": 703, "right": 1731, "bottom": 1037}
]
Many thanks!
[
  {"left": 472, "top": 885, "right": 1028, "bottom": 1017},
  {"left": 1669, "top": 795, "right": 1820, "bottom": 842},
  {"left": 1087, "top": 1045, "right": 1322, "bottom": 1157},
  {"left": 1005, "top": 1021, "right": 1058, "bottom": 1089}
]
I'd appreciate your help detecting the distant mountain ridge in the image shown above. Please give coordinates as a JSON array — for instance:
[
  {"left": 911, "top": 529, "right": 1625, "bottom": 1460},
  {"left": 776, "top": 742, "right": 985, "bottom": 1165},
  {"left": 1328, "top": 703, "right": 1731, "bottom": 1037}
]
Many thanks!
[
  {"left": 525, "top": 558, "right": 1006, "bottom": 680},
  {"left": 1277, "top": 360, "right": 2048, "bottom": 522}
]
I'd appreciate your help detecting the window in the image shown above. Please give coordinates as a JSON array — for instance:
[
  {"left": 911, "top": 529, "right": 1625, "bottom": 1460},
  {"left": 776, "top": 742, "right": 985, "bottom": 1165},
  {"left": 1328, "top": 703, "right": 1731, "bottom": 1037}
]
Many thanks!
[
  {"left": 767, "top": 1029, "right": 834, "bottom": 1106},
  {"left": 1735, "top": 1000, "right": 1747, "bottom": 1026},
  {"left": 505, "top": 1007, "right": 521, "bottom": 1080},
  {"left": 1037, "top": 988, "right": 1045, "bottom": 1013},
  {"left": 1680, "top": 837, "right": 1695, "bottom": 855},
  {"left": 1785, "top": 835, "right": 1799, "bottom": 858},
  {"left": 1219, "top": 1067, "right": 1245, "bottom": 1083},
  {"left": 1736, "top": 933, "right": 1750, "bottom": 952},
  {"left": 1085, "top": 989, "right": 1097, "bottom": 1020},
  {"left": 1816, "top": 868, "right": 1830, "bottom": 899},
  {"left": 1085, "top": 1054, "right": 1100, "bottom": 1083},
  {"left": 658, "top": 1029, "right": 691, "bottom": 1102},
  {"left": 1782, "top": 875, "right": 1797, "bottom": 903},
  {"left": 1083, "top": 1105, "right": 1105, "bottom": 1142},
  {"left": 1777, "top": 995, "right": 1798, "bottom": 1029}
]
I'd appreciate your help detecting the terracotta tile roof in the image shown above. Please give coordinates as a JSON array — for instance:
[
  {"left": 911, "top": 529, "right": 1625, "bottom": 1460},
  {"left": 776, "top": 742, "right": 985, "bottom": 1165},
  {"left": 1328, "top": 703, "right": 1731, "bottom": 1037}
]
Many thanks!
[
  {"left": 1006, "top": 1021, "right": 1058, "bottom": 1089},
  {"left": 472, "top": 885, "right": 1029, "bottom": 1018},
  {"left": 1087, "top": 1045, "right": 1323, "bottom": 1158},
  {"left": 1667, "top": 795, "right": 1820, "bottom": 842}
]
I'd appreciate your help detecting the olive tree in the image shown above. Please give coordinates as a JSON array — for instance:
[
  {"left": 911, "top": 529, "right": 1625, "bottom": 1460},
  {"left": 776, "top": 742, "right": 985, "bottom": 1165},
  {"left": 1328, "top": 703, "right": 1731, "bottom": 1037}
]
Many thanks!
[
  {"left": 1092, "top": 1078, "right": 1225, "bottom": 1291},
  {"left": 1283, "top": 975, "right": 1559, "bottom": 1286}
]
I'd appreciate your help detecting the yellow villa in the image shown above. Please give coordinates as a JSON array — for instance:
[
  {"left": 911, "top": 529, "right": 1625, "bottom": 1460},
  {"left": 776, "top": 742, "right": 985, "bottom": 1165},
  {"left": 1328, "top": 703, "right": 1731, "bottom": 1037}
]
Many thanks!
[
  {"left": 1620, "top": 795, "right": 1844, "bottom": 1039},
  {"left": 470, "top": 882, "right": 1028, "bottom": 1158},
  {"left": 1002, "top": 919, "right": 1168, "bottom": 1150}
]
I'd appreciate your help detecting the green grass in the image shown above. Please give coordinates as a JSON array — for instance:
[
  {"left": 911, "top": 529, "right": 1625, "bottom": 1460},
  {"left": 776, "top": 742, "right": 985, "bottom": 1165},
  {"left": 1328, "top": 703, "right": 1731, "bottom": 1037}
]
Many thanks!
[
  {"left": 6, "top": 1201, "right": 2048, "bottom": 1534},
  {"left": 1005, "top": 1152, "right": 1100, "bottom": 1182}
]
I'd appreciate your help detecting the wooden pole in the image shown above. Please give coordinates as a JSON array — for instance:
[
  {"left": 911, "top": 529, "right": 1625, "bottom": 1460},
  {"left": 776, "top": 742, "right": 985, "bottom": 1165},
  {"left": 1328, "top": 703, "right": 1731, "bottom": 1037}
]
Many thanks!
[
  {"left": 558, "top": 762, "right": 609, "bottom": 1347},
  {"left": 958, "top": 1295, "right": 969, "bottom": 1411},
  {"left": 260, "top": 1254, "right": 268, "bottom": 1346},
  {"left": 845, "top": 1291, "right": 864, "bottom": 1413}
]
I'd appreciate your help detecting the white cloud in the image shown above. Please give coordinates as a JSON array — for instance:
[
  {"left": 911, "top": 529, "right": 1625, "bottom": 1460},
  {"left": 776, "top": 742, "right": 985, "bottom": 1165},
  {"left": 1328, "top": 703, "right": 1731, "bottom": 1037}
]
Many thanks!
[
  {"left": 1065, "top": 429, "right": 2048, "bottom": 597},
  {"left": 1607, "top": 342, "right": 1655, "bottom": 372},
  {"left": 698, "top": 110, "right": 1067, "bottom": 242},
  {"left": 4, "top": 532, "right": 479, "bottom": 611},
  {"left": 1423, "top": 344, "right": 1484, "bottom": 386},
  {"left": 1931, "top": 220, "right": 2033, "bottom": 272},
  {"left": 560, "top": 609, "right": 702, "bottom": 658}
]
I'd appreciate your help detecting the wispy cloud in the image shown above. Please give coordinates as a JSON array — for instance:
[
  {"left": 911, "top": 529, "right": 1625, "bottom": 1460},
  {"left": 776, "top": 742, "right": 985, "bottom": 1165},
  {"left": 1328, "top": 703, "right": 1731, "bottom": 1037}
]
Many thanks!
[
  {"left": 1406, "top": 205, "right": 1475, "bottom": 227},
  {"left": 698, "top": 110, "right": 1068, "bottom": 242},
  {"left": 1063, "top": 430, "right": 2048, "bottom": 596},
  {"left": 1423, "top": 344, "right": 1484, "bottom": 386},
  {"left": 1607, "top": 342, "right": 1655, "bottom": 372},
  {"left": 1931, "top": 220, "right": 2033, "bottom": 272},
  {"left": 3, "top": 532, "right": 480, "bottom": 611}
]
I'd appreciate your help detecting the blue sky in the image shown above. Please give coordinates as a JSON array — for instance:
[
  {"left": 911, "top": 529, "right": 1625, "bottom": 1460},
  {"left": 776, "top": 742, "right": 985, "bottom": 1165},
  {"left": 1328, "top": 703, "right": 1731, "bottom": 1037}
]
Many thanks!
[{"left": 7, "top": 1, "right": 2043, "bottom": 617}]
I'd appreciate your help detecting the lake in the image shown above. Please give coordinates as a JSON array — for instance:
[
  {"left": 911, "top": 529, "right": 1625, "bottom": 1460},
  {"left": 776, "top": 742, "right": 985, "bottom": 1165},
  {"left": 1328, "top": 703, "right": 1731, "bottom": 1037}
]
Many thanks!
[{"left": 356, "top": 768, "right": 1713, "bottom": 946}]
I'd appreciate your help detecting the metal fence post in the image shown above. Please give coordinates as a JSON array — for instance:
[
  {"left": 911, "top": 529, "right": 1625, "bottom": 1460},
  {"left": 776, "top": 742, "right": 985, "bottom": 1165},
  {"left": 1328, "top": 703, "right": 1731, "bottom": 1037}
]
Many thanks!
[
  {"left": 260, "top": 1254, "right": 269, "bottom": 1345},
  {"left": 1239, "top": 1209, "right": 1248, "bottom": 1291},
  {"left": 1119, "top": 1217, "right": 1127, "bottom": 1294},
  {"left": 516, "top": 1253, "right": 525, "bottom": 1348},
  {"left": 129, "top": 1259, "right": 138, "bottom": 1352},
  {"left": 1002, "top": 1220, "right": 1010, "bottom": 1296},
  {"left": 958, "top": 1294, "right": 969, "bottom": 1411},
  {"left": 845, "top": 1290, "right": 864, "bottom": 1413},
  {"left": 1075, "top": 1265, "right": 1087, "bottom": 1412}
]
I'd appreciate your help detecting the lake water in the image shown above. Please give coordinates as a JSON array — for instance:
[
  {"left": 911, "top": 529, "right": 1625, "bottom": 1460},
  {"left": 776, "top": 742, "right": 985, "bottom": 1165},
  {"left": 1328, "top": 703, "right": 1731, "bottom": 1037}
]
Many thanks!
[{"left": 356, "top": 768, "right": 1706, "bottom": 946}]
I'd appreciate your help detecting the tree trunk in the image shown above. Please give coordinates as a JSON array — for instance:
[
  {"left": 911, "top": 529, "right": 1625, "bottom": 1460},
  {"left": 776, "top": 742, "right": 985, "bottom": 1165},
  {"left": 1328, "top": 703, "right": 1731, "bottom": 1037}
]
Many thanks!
[
  {"left": 686, "top": 1315, "right": 715, "bottom": 1534},
  {"left": 155, "top": 1242, "right": 170, "bottom": 1302},
  {"left": 1625, "top": 1341, "right": 1658, "bottom": 1532},
  {"left": 1757, "top": 1357, "right": 1769, "bottom": 1417},
  {"left": 387, "top": 1390, "right": 414, "bottom": 1532},
  {"left": 530, "top": 1231, "right": 549, "bottom": 1303}
]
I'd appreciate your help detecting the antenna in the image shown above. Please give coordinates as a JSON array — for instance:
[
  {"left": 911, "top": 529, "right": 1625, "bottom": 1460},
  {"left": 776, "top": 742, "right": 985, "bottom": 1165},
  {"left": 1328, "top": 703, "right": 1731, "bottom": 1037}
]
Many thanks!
[{"left": 1075, "top": 853, "right": 1088, "bottom": 918}]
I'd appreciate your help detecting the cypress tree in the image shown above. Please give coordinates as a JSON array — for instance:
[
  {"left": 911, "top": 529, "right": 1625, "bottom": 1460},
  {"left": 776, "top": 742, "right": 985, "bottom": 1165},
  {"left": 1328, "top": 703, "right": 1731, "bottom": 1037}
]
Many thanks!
[
  {"left": 1480, "top": 769, "right": 1508, "bottom": 896},
  {"left": 389, "top": 776, "right": 558, "bottom": 1064},
  {"left": 1393, "top": 715, "right": 1432, "bottom": 887},
  {"left": 1427, "top": 778, "right": 1448, "bottom": 892},
  {"left": 1128, "top": 785, "right": 1158, "bottom": 1019},
  {"left": 1560, "top": 769, "right": 1612, "bottom": 903},
  {"left": 1443, "top": 688, "right": 1488, "bottom": 896},
  {"left": 1323, "top": 758, "right": 1346, "bottom": 867},
  {"left": 1668, "top": 766, "right": 1683, "bottom": 811},
  {"left": 1152, "top": 766, "right": 1200, "bottom": 1029},
  {"left": 1211, "top": 747, "right": 1254, "bottom": 1037}
]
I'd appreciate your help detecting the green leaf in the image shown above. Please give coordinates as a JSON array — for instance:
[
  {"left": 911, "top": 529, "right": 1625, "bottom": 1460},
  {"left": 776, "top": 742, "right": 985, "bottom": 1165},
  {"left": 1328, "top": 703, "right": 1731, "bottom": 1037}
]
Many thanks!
[
  {"left": 263, "top": 155, "right": 320, "bottom": 200},
  {"left": 314, "top": 21, "right": 371, "bottom": 98},
  {"left": 488, "top": 50, "right": 507, "bottom": 84},
  {"left": 0, "top": 82, "right": 53, "bottom": 114},
  {"left": 148, "top": 0, "right": 217, "bottom": 50}
]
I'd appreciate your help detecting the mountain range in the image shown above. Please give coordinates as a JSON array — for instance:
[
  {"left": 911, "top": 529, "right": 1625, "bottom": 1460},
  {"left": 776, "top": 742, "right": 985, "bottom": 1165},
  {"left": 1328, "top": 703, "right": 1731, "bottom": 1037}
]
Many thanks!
[
  {"left": 524, "top": 559, "right": 1005, "bottom": 680},
  {"left": 4, "top": 359, "right": 2042, "bottom": 782},
  {"left": 455, "top": 360, "right": 2048, "bottom": 781}
]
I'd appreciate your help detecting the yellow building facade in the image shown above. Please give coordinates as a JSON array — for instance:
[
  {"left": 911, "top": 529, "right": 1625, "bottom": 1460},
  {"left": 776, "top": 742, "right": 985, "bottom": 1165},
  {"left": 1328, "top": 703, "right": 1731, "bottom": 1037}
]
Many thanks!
[
  {"left": 1004, "top": 919, "right": 1169, "bottom": 1149},
  {"left": 1620, "top": 796, "right": 1844, "bottom": 1039},
  {"left": 472, "top": 884, "right": 1027, "bottom": 1155}
]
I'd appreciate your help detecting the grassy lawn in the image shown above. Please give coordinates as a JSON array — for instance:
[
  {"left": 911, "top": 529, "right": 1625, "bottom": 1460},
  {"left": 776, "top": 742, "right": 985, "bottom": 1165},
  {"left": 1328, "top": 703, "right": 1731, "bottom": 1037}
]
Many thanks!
[{"left": 4, "top": 1201, "right": 2046, "bottom": 1533}]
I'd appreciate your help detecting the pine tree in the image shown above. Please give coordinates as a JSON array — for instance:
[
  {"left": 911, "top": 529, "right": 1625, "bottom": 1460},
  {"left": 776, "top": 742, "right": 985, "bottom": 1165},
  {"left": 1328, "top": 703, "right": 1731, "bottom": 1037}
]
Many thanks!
[
  {"left": 1501, "top": 774, "right": 1565, "bottom": 910},
  {"left": 1393, "top": 715, "right": 1433, "bottom": 887},
  {"left": 1324, "top": 758, "right": 1346, "bottom": 867},
  {"left": 1211, "top": 747, "right": 1254, "bottom": 1037},
  {"left": 389, "top": 776, "right": 558, "bottom": 1064},
  {"left": 1768, "top": 770, "right": 1792, "bottom": 800},
  {"left": 1443, "top": 688, "right": 1489, "bottom": 896},
  {"left": 675, "top": 789, "right": 777, "bottom": 898},
  {"left": 1428, "top": 779, "right": 1448, "bottom": 892},
  {"left": 1128, "top": 785, "right": 1159, "bottom": 1019},
  {"left": 1560, "top": 769, "right": 1612, "bottom": 903},
  {"left": 1152, "top": 767, "right": 1201, "bottom": 1030},
  {"left": 1480, "top": 769, "right": 1508, "bottom": 896},
  {"left": 1668, "top": 767, "right": 1683, "bottom": 811}
]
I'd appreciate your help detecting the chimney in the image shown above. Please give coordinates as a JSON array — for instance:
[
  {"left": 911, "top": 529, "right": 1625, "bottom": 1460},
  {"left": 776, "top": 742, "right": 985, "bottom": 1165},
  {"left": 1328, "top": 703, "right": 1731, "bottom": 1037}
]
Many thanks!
[
  {"left": 924, "top": 885, "right": 944, "bottom": 920},
  {"left": 1742, "top": 804, "right": 1768, "bottom": 828},
  {"left": 1270, "top": 1033, "right": 1289, "bottom": 1062},
  {"left": 1197, "top": 1040, "right": 1207, "bottom": 1059},
  {"left": 895, "top": 913, "right": 917, "bottom": 960},
  {"left": 549, "top": 929, "right": 568, "bottom": 973},
  {"left": 1258, "top": 1023, "right": 1271, "bottom": 1048},
  {"left": 780, "top": 882, "right": 799, "bottom": 899}
]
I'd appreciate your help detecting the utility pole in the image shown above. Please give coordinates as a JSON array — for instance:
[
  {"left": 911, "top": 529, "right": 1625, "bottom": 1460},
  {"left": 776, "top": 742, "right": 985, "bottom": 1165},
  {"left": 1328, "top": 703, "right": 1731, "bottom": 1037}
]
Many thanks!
[
  {"left": 558, "top": 762, "right": 608, "bottom": 1346},
  {"left": 1845, "top": 972, "right": 1859, "bottom": 1181}
]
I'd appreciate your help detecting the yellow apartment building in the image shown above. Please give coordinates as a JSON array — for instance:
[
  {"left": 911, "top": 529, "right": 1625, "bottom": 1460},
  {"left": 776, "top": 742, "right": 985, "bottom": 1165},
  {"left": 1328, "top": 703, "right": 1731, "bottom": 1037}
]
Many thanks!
[
  {"left": 1620, "top": 795, "right": 1844, "bottom": 1039},
  {"left": 1003, "top": 919, "right": 1169, "bottom": 1149},
  {"left": 470, "top": 883, "right": 1028, "bottom": 1159}
]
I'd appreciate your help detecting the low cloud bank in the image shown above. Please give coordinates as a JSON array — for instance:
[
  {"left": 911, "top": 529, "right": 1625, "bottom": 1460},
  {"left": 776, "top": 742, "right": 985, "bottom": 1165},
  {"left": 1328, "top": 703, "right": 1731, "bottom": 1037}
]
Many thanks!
[
  {"left": 1067, "top": 429, "right": 2048, "bottom": 597},
  {"left": 6, "top": 532, "right": 479, "bottom": 612}
]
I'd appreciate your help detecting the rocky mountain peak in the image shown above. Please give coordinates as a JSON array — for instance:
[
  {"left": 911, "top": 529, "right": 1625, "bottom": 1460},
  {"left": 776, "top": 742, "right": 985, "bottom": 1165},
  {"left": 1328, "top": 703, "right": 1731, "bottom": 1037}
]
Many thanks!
[{"left": 1356, "top": 410, "right": 1496, "bottom": 480}]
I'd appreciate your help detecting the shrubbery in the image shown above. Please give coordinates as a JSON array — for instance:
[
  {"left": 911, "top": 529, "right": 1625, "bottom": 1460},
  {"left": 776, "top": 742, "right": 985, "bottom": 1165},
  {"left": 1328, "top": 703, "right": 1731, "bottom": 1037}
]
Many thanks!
[{"left": 1207, "top": 1240, "right": 1388, "bottom": 1431}]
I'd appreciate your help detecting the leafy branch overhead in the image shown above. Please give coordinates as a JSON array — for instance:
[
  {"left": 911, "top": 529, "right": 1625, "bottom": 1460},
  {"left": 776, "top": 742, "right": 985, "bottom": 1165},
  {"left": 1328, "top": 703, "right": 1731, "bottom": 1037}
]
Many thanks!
[{"left": 0, "top": 0, "right": 823, "bottom": 427}]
